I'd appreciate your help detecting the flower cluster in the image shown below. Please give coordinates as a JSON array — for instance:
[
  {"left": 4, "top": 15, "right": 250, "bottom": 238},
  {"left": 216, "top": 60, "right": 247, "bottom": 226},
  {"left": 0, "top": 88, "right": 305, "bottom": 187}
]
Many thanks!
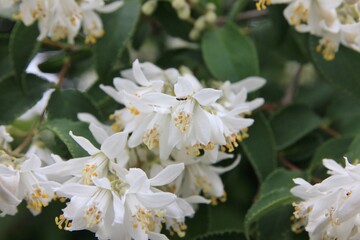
[
  {"left": 0, "top": 60, "right": 265, "bottom": 239},
  {"left": 142, "top": 0, "right": 217, "bottom": 40},
  {"left": 0, "top": 0, "right": 123, "bottom": 44},
  {"left": 258, "top": 0, "right": 360, "bottom": 60},
  {"left": 291, "top": 158, "right": 360, "bottom": 239}
]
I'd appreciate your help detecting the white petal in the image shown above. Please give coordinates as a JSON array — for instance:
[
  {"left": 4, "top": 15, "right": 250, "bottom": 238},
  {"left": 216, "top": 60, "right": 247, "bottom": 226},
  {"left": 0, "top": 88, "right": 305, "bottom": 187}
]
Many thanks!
[
  {"left": 136, "top": 192, "right": 176, "bottom": 208},
  {"left": 185, "top": 195, "right": 211, "bottom": 204},
  {"left": 21, "top": 154, "right": 41, "bottom": 171},
  {"left": 210, "top": 156, "right": 241, "bottom": 174},
  {"left": 126, "top": 168, "right": 150, "bottom": 193},
  {"left": 193, "top": 88, "right": 222, "bottom": 106},
  {"left": 231, "top": 77, "right": 266, "bottom": 93},
  {"left": 69, "top": 131, "right": 100, "bottom": 156},
  {"left": 148, "top": 232, "right": 169, "bottom": 240},
  {"left": 58, "top": 183, "right": 97, "bottom": 198},
  {"left": 174, "top": 76, "right": 194, "bottom": 97},
  {"left": 93, "top": 177, "right": 112, "bottom": 190},
  {"left": 112, "top": 192, "right": 125, "bottom": 223},
  {"left": 100, "top": 132, "right": 128, "bottom": 160},
  {"left": 100, "top": 84, "right": 124, "bottom": 104},
  {"left": 149, "top": 163, "right": 184, "bottom": 186},
  {"left": 89, "top": 123, "right": 109, "bottom": 144},
  {"left": 133, "top": 59, "right": 150, "bottom": 86},
  {"left": 96, "top": 1, "right": 124, "bottom": 13}
]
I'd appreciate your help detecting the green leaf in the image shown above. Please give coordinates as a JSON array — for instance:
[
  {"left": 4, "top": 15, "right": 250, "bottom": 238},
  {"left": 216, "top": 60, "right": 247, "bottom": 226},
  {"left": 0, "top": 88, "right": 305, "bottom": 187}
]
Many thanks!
[
  {"left": 310, "top": 137, "right": 353, "bottom": 172},
  {"left": 346, "top": 135, "right": 360, "bottom": 162},
  {"left": 43, "top": 119, "right": 98, "bottom": 158},
  {"left": 153, "top": 2, "right": 193, "bottom": 40},
  {"left": 9, "top": 22, "right": 40, "bottom": 84},
  {"left": 47, "top": 89, "right": 101, "bottom": 121},
  {"left": 241, "top": 113, "right": 277, "bottom": 182},
  {"left": 257, "top": 205, "right": 306, "bottom": 240},
  {"left": 202, "top": 23, "right": 259, "bottom": 81},
  {"left": 244, "top": 188, "right": 297, "bottom": 239},
  {"left": 94, "top": 0, "right": 141, "bottom": 82},
  {"left": 259, "top": 169, "right": 301, "bottom": 197},
  {"left": 0, "top": 34, "right": 12, "bottom": 78},
  {"left": 270, "top": 105, "right": 322, "bottom": 150},
  {"left": 309, "top": 35, "right": 360, "bottom": 102},
  {"left": 195, "top": 232, "right": 246, "bottom": 240},
  {"left": 0, "top": 74, "right": 49, "bottom": 124}
]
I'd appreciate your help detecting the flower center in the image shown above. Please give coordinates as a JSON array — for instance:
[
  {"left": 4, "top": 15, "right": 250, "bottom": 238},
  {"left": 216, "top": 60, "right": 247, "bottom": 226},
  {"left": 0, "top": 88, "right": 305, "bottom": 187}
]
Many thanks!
[
  {"left": 55, "top": 214, "right": 72, "bottom": 230},
  {"left": 256, "top": 0, "right": 272, "bottom": 11},
  {"left": 131, "top": 208, "right": 166, "bottom": 234},
  {"left": 111, "top": 179, "right": 129, "bottom": 197},
  {"left": 82, "top": 163, "right": 98, "bottom": 185},
  {"left": 26, "top": 187, "right": 50, "bottom": 213},
  {"left": 83, "top": 204, "right": 102, "bottom": 228},
  {"left": 336, "top": 2, "right": 360, "bottom": 24},
  {"left": 289, "top": 3, "right": 309, "bottom": 27},
  {"left": 173, "top": 111, "right": 191, "bottom": 133},
  {"left": 142, "top": 127, "right": 159, "bottom": 150}
]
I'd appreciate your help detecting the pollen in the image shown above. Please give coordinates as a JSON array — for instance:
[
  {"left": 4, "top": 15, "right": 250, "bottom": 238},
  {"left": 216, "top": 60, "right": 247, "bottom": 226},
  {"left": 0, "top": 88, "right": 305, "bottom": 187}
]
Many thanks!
[
  {"left": 289, "top": 4, "right": 309, "bottom": 27},
  {"left": 316, "top": 39, "right": 336, "bottom": 61},
  {"left": 256, "top": 0, "right": 272, "bottom": 11},
  {"left": 82, "top": 163, "right": 98, "bottom": 185},
  {"left": 131, "top": 208, "right": 165, "bottom": 233},
  {"left": 26, "top": 187, "right": 50, "bottom": 213},
  {"left": 128, "top": 106, "right": 140, "bottom": 115},
  {"left": 142, "top": 127, "right": 159, "bottom": 150},
  {"left": 55, "top": 214, "right": 72, "bottom": 230},
  {"left": 83, "top": 204, "right": 102, "bottom": 228},
  {"left": 173, "top": 111, "right": 191, "bottom": 133}
]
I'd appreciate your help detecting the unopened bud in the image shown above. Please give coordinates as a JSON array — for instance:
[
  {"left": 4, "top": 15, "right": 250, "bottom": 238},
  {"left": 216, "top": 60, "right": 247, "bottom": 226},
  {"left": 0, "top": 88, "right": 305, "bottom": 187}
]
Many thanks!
[
  {"left": 172, "top": 0, "right": 186, "bottom": 9},
  {"left": 178, "top": 5, "right": 190, "bottom": 20},
  {"left": 142, "top": 0, "right": 158, "bottom": 15},
  {"left": 206, "top": 3, "right": 216, "bottom": 11},
  {"left": 189, "top": 29, "right": 200, "bottom": 40},
  {"left": 194, "top": 17, "right": 206, "bottom": 30},
  {"left": 205, "top": 11, "right": 217, "bottom": 23}
]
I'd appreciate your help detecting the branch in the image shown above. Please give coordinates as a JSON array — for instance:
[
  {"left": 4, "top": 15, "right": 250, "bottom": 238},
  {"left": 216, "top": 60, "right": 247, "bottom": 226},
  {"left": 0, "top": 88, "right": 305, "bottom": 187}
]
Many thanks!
[{"left": 280, "top": 64, "right": 303, "bottom": 106}]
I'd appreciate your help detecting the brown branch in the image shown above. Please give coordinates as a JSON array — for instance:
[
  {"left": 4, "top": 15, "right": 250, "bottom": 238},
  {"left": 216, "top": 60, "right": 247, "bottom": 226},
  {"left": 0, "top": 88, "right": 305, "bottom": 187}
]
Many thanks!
[
  {"left": 56, "top": 58, "right": 71, "bottom": 89},
  {"left": 320, "top": 125, "right": 341, "bottom": 138},
  {"left": 281, "top": 65, "right": 303, "bottom": 106},
  {"left": 217, "top": 9, "right": 268, "bottom": 25}
]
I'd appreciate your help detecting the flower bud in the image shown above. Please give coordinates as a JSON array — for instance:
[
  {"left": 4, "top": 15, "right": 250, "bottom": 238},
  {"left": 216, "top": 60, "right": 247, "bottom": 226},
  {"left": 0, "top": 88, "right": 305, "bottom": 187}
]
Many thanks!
[{"left": 142, "top": 0, "right": 158, "bottom": 16}]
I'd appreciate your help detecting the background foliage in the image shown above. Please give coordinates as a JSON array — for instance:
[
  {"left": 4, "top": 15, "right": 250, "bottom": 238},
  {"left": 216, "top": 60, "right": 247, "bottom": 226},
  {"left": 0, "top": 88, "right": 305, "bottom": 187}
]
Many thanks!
[{"left": 1, "top": 0, "right": 360, "bottom": 239}]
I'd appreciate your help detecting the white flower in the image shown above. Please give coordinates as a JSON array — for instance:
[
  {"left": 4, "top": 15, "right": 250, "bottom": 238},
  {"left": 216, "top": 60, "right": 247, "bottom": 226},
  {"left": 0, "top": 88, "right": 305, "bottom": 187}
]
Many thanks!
[
  {"left": 291, "top": 158, "right": 360, "bottom": 239},
  {"left": 56, "top": 163, "right": 197, "bottom": 239},
  {"left": 79, "top": 0, "right": 124, "bottom": 44},
  {"left": 0, "top": 154, "right": 59, "bottom": 215},
  {"left": 167, "top": 150, "right": 240, "bottom": 202},
  {"left": 10, "top": 0, "right": 122, "bottom": 43},
  {"left": 102, "top": 60, "right": 261, "bottom": 160},
  {"left": 40, "top": 131, "right": 129, "bottom": 185},
  {"left": 0, "top": 126, "right": 13, "bottom": 151}
]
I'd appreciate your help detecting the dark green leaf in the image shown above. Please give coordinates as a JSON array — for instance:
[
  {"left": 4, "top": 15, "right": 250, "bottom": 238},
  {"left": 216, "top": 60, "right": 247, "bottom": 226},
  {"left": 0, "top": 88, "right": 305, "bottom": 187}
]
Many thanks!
[
  {"left": 195, "top": 232, "right": 245, "bottom": 240},
  {"left": 309, "top": 35, "right": 360, "bottom": 102},
  {"left": 47, "top": 89, "right": 101, "bottom": 121},
  {"left": 9, "top": 22, "right": 40, "bottom": 83},
  {"left": 202, "top": 23, "right": 259, "bottom": 81},
  {"left": 244, "top": 188, "right": 297, "bottom": 239},
  {"left": 0, "top": 74, "right": 49, "bottom": 124},
  {"left": 346, "top": 135, "right": 360, "bottom": 162},
  {"left": 153, "top": 2, "right": 192, "bottom": 40},
  {"left": 0, "top": 34, "right": 11, "bottom": 77},
  {"left": 310, "top": 137, "right": 352, "bottom": 172},
  {"left": 43, "top": 119, "right": 98, "bottom": 158},
  {"left": 94, "top": 0, "right": 141, "bottom": 82},
  {"left": 259, "top": 169, "right": 301, "bottom": 197},
  {"left": 241, "top": 113, "right": 277, "bottom": 182},
  {"left": 271, "top": 105, "right": 322, "bottom": 150}
]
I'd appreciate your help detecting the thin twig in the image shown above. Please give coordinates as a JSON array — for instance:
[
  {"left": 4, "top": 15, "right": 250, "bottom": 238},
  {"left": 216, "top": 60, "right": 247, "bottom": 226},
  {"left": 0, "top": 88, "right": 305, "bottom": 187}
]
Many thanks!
[
  {"left": 13, "top": 58, "right": 71, "bottom": 155},
  {"left": 217, "top": 9, "right": 268, "bottom": 25},
  {"left": 281, "top": 64, "right": 303, "bottom": 106},
  {"left": 56, "top": 58, "right": 71, "bottom": 89},
  {"left": 320, "top": 125, "right": 341, "bottom": 138},
  {"left": 279, "top": 156, "right": 302, "bottom": 173}
]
